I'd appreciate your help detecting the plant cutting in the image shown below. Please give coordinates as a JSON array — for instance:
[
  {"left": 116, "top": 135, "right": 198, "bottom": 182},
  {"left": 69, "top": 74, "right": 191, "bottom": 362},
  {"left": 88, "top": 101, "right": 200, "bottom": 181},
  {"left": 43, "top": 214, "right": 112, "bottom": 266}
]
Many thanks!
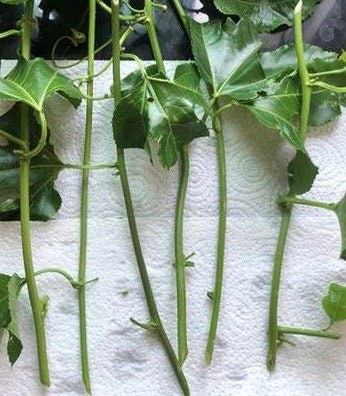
[
  {"left": 210, "top": 0, "right": 346, "bottom": 371},
  {"left": 0, "top": 0, "right": 82, "bottom": 386},
  {"left": 1, "top": 0, "right": 346, "bottom": 394}
]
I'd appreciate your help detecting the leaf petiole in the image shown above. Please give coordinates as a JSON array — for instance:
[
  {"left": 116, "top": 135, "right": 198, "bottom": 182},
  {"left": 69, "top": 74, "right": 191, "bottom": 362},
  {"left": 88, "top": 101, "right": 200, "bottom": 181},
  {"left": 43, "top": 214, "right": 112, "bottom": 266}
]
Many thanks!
[
  {"left": 0, "top": 30, "right": 22, "bottom": 40},
  {"left": 277, "top": 196, "right": 337, "bottom": 211},
  {"left": 279, "top": 326, "right": 341, "bottom": 340},
  {"left": 0, "top": 129, "right": 28, "bottom": 151}
]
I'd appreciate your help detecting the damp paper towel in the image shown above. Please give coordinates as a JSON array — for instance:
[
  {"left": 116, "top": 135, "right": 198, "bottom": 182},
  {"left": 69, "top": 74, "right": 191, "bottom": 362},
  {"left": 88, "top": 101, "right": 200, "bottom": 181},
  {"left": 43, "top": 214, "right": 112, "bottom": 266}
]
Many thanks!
[{"left": 0, "top": 61, "right": 346, "bottom": 396}]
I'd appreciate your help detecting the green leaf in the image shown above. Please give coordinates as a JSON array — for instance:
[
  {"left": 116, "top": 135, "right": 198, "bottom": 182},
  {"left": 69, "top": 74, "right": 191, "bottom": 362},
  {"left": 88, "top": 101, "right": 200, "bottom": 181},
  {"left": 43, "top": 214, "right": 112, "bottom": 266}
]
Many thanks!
[
  {"left": 190, "top": 18, "right": 266, "bottom": 100},
  {"left": 260, "top": 44, "right": 346, "bottom": 125},
  {"left": 334, "top": 194, "right": 346, "bottom": 260},
  {"left": 174, "top": 63, "right": 203, "bottom": 95},
  {"left": 112, "top": 65, "right": 159, "bottom": 96},
  {"left": 287, "top": 151, "right": 319, "bottom": 195},
  {"left": 0, "top": 105, "right": 64, "bottom": 221},
  {"left": 322, "top": 283, "right": 346, "bottom": 324},
  {"left": 260, "top": 44, "right": 339, "bottom": 80},
  {"left": 0, "top": 58, "right": 82, "bottom": 111},
  {"left": 0, "top": 273, "right": 23, "bottom": 365},
  {"left": 114, "top": 73, "right": 209, "bottom": 168},
  {"left": 242, "top": 76, "right": 304, "bottom": 151},
  {"left": 214, "top": 0, "right": 320, "bottom": 32}
]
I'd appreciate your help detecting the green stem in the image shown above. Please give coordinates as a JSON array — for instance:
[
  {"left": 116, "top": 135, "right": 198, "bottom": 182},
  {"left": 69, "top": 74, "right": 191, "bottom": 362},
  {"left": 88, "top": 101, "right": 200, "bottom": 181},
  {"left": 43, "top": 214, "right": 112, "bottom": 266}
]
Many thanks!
[
  {"left": 21, "top": 111, "right": 47, "bottom": 159},
  {"left": 30, "top": 163, "right": 117, "bottom": 171},
  {"left": 77, "top": 1, "right": 96, "bottom": 393},
  {"left": 33, "top": 268, "right": 99, "bottom": 289},
  {"left": 267, "top": 1, "right": 315, "bottom": 372},
  {"left": 279, "top": 326, "right": 341, "bottom": 339},
  {"left": 267, "top": 205, "right": 292, "bottom": 372},
  {"left": 117, "top": 150, "right": 190, "bottom": 395},
  {"left": 309, "top": 81, "right": 346, "bottom": 93},
  {"left": 0, "top": 29, "right": 21, "bottom": 40},
  {"left": 205, "top": 111, "right": 227, "bottom": 365},
  {"left": 294, "top": 0, "right": 311, "bottom": 142},
  {"left": 171, "top": 0, "right": 190, "bottom": 36},
  {"left": 175, "top": 144, "right": 189, "bottom": 365},
  {"left": 310, "top": 66, "right": 346, "bottom": 78},
  {"left": 20, "top": 159, "right": 50, "bottom": 386},
  {"left": 111, "top": 2, "right": 189, "bottom": 394},
  {"left": 144, "top": 0, "right": 165, "bottom": 73},
  {"left": 34, "top": 268, "right": 76, "bottom": 287},
  {"left": 19, "top": 0, "right": 50, "bottom": 386},
  {"left": 0, "top": 128, "right": 27, "bottom": 150},
  {"left": 278, "top": 196, "right": 336, "bottom": 211},
  {"left": 144, "top": 0, "right": 192, "bottom": 366}
]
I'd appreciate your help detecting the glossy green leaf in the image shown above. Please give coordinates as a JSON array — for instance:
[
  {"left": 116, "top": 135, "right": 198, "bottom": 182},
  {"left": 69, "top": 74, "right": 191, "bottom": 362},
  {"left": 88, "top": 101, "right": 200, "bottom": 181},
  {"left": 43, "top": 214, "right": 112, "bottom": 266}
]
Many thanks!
[
  {"left": 242, "top": 76, "right": 304, "bottom": 151},
  {"left": 0, "top": 105, "right": 64, "bottom": 221},
  {"left": 322, "top": 283, "right": 346, "bottom": 324},
  {"left": 113, "top": 65, "right": 159, "bottom": 96},
  {"left": 287, "top": 151, "right": 319, "bottom": 195},
  {"left": 260, "top": 44, "right": 346, "bottom": 125},
  {"left": 0, "top": 273, "right": 23, "bottom": 365},
  {"left": 114, "top": 73, "right": 209, "bottom": 168},
  {"left": 0, "top": 58, "right": 82, "bottom": 111},
  {"left": 174, "top": 63, "right": 203, "bottom": 95},
  {"left": 334, "top": 194, "right": 346, "bottom": 260},
  {"left": 190, "top": 18, "right": 266, "bottom": 100},
  {"left": 214, "top": 0, "right": 320, "bottom": 32},
  {"left": 260, "top": 44, "right": 340, "bottom": 79}
]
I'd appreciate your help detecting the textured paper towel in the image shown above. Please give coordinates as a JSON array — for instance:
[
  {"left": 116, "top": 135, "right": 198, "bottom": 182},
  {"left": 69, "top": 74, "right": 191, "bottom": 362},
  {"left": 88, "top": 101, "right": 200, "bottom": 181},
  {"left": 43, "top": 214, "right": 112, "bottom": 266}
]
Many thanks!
[{"left": 0, "top": 61, "right": 346, "bottom": 396}]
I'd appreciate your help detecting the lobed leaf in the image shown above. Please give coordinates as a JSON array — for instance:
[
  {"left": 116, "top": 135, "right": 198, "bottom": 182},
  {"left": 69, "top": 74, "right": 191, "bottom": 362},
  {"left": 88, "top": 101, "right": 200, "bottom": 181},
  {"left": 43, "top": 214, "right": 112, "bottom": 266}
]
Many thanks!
[
  {"left": 190, "top": 18, "right": 266, "bottom": 100},
  {"left": 0, "top": 58, "right": 82, "bottom": 110},
  {"left": 260, "top": 44, "right": 346, "bottom": 125},
  {"left": 174, "top": 63, "right": 203, "bottom": 95},
  {"left": 242, "top": 76, "right": 304, "bottom": 151},
  {"left": 322, "top": 283, "right": 346, "bottom": 324},
  {"left": 0, "top": 105, "right": 64, "bottom": 221},
  {"left": 287, "top": 151, "right": 318, "bottom": 195},
  {"left": 114, "top": 69, "right": 209, "bottom": 169},
  {"left": 0, "top": 273, "right": 23, "bottom": 365},
  {"left": 214, "top": 0, "right": 320, "bottom": 32}
]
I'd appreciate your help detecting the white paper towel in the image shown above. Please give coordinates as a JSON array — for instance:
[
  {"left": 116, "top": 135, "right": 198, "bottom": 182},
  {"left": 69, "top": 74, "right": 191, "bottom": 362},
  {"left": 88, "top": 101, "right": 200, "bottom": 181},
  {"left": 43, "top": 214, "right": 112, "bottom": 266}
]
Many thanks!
[{"left": 0, "top": 61, "right": 346, "bottom": 396}]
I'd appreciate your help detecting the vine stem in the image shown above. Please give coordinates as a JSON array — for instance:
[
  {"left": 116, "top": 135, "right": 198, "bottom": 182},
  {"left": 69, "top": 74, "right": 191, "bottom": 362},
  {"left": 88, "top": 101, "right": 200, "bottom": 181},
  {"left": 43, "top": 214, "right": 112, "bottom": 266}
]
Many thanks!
[
  {"left": 144, "top": 0, "right": 165, "bottom": 72},
  {"left": 267, "top": 205, "right": 292, "bottom": 371},
  {"left": 111, "top": 1, "right": 189, "bottom": 394},
  {"left": 19, "top": 0, "right": 50, "bottom": 386},
  {"left": 77, "top": 1, "right": 96, "bottom": 393},
  {"left": 144, "top": 0, "right": 191, "bottom": 365},
  {"left": 205, "top": 111, "right": 227, "bottom": 365},
  {"left": 171, "top": 0, "right": 190, "bottom": 35},
  {"left": 175, "top": 145, "right": 189, "bottom": 365},
  {"left": 267, "top": 0, "right": 313, "bottom": 371}
]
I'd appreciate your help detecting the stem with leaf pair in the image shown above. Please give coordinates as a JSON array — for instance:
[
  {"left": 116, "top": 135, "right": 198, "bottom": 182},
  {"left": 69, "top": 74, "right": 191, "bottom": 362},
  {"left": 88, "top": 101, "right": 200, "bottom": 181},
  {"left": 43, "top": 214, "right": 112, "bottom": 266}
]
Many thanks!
[
  {"left": 19, "top": 0, "right": 50, "bottom": 386},
  {"left": 111, "top": 1, "right": 189, "bottom": 394},
  {"left": 267, "top": 0, "right": 340, "bottom": 371},
  {"left": 77, "top": 0, "right": 96, "bottom": 393}
]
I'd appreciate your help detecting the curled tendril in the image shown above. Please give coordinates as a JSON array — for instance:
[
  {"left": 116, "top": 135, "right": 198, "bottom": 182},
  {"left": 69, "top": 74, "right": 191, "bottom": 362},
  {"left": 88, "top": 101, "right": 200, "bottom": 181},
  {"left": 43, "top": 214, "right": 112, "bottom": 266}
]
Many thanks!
[
  {"left": 123, "top": 0, "right": 144, "bottom": 13},
  {"left": 50, "top": 29, "right": 86, "bottom": 70}
]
